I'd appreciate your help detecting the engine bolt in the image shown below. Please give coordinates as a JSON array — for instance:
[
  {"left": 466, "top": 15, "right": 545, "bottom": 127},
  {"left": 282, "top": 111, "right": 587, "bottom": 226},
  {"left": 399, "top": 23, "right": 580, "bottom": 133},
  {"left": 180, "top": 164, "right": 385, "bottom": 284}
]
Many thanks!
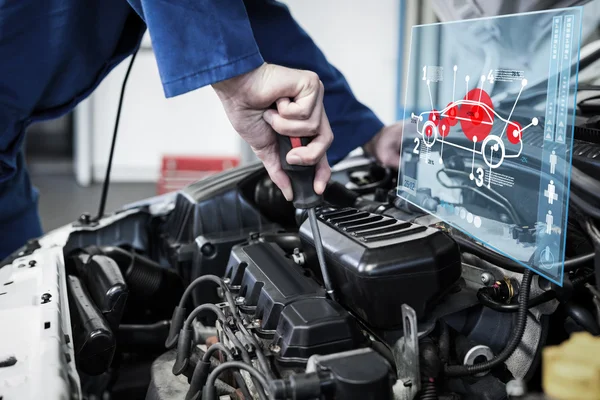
[
  {"left": 235, "top": 296, "right": 245, "bottom": 305},
  {"left": 480, "top": 272, "right": 494, "bottom": 286},
  {"left": 223, "top": 278, "right": 231, "bottom": 285},
  {"left": 269, "top": 344, "right": 281, "bottom": 354},
  {"left": 79, "top": 213, "right": 91, "bottom": 225},
  {"left": 291, "top": 248, "right": 306, "bottom": 266},
  {"left": 201, "top": 243, "right": 215, "bottom": 257}
]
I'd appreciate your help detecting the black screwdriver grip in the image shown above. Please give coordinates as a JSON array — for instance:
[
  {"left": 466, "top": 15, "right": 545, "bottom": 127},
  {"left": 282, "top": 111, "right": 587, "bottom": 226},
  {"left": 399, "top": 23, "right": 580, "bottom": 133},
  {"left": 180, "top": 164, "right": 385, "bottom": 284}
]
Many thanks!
[{"left": 277, "top": 134, "right": 322, "bottom": 209}]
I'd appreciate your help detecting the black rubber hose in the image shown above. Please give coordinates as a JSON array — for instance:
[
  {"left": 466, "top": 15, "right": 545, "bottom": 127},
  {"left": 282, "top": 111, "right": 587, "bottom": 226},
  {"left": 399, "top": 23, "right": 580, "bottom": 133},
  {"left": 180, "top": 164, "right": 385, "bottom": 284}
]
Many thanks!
[
  {"left": 564, "top": 301, "right": 600, "bottom": 336},
  {"left": 202, "top": 361, "right": 272, "bottom": 400},
  {"left": 83, "top": 246, "right": 184, "bottom": 321},
  {"left": 259, "top": 232, "right": 301, "bottom": 253},
  {"left": 444, "top": 270, "right": 533, "bottom": 377}
]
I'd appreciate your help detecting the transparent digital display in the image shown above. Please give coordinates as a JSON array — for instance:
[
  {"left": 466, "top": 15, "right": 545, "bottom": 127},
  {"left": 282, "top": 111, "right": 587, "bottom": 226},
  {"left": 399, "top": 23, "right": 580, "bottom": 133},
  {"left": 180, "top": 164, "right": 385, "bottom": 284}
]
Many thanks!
[{"left": 398, "top": 8, "right": 583, "bottom": 285}]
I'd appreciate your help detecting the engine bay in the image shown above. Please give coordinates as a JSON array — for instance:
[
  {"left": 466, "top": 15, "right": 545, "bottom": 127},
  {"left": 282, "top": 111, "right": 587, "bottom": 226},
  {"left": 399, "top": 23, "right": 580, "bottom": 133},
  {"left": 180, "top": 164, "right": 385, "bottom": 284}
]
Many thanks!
[{"left": 0, "top": 156, "right": 598, "bottom": 400}]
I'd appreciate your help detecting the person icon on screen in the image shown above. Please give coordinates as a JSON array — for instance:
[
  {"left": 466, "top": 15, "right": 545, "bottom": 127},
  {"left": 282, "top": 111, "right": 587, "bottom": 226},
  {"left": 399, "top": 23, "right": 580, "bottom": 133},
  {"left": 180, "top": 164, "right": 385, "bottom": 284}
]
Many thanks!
[
  {"left": 550, "top": 150, "right": 558, "bottom": 174},
  {"left": 546, "top": 210, "right": 553, "bottom": 234},
  {"left": 544, "top": 180, "right": 558, "bottom": 204}
]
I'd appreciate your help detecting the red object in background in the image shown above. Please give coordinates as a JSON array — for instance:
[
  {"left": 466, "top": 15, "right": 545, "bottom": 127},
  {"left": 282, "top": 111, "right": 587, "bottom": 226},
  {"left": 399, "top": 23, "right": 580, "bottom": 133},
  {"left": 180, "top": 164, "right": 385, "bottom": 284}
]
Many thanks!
[{"left": 157, "top": 155, "right": 240, "bottom": 194}]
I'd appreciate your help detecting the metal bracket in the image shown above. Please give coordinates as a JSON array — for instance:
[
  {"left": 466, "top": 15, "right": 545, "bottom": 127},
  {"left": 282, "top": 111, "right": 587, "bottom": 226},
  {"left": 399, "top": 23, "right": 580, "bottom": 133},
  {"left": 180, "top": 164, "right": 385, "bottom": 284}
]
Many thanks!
[{"left": 392, "top": 304, "right": 420, "bottom": 400}]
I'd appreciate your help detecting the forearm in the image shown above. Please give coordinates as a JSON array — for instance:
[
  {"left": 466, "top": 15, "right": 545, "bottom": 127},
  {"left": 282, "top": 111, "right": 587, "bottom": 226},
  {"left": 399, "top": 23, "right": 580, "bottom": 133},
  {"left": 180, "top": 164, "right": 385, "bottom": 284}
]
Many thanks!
[{"left": 126, "top": 0, "right": 264, "bottom": 97}]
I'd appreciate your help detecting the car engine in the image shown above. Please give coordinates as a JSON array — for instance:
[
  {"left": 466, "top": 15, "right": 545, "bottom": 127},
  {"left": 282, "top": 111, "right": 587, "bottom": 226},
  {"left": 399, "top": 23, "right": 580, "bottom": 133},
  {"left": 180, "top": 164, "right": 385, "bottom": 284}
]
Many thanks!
[{"left": 0, "top": 155, "right": 597, "bottom": 400}]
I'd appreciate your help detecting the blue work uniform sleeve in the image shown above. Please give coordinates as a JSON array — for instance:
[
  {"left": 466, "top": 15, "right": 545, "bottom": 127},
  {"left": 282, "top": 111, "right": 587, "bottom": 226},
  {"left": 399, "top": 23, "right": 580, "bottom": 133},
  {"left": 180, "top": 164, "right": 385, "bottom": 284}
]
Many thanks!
[
  {"left": 243, "top": 0, "right": 384, "bottom": 164},
  {"left": 126, "top": 0, "right": 265, "bottom": 98}
]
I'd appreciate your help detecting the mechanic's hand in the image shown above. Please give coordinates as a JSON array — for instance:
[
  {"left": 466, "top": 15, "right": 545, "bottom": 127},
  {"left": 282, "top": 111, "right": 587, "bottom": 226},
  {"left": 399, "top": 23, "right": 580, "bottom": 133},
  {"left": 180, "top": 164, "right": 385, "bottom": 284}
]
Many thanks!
[
  {"left": 212, "top": 63, "right": 333, "bottom": 201},
  {"left": 363, "top": 122, "right": 403, "bottom": 168}
]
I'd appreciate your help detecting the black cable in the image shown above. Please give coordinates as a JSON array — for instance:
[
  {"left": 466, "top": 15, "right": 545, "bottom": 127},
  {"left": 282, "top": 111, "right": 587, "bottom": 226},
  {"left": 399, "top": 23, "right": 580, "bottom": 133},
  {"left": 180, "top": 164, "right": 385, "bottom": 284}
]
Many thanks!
[
  {"left": 456, "top": 235, "right": 525, "bottom": 273},
  {"left": 180, "top": 275, "right": 224, "bottom": 309},
  {"left": 477, "top": 267, "right": 596, "bottom": 313},
  {"left": 203, "top": 361, "right": 272, "bottom": 400},
  {"left": 166, "top": 274, "right": 224, "bottom": 349},
  {"left": 95, "top": 50, "right": 138, "bottom": 221},
  {"left": 172, "top": 303, "right": 228, "bottom": 376},
  {"left": 218, "top": 281, "right": 274, "bottom": 380},
  {"left": 183, "top": 304, "right": 226, "bottom": 330},
  {"left": 186, "top": 343, "right": 251, "bottom": 400},
  {"left": 202, "top": 342, "right": 232, "bottom": 363},
  {"left": 436, "top": 169, "right": 522, "bottom": 225},
  {"left": 577, "top": 93, "right": 600, "bottom": 108},
  {"left": 477, "top": 289, "right": 555, "bottom": 313},
  {"left": 456, "top": 235, "right": 594, "bottom": 273},
  {"left": 571, "top": 268, "right": 596, "bottom": 287},
  {"left": 444, "top": 270, "right": 533, "bottom": 377},
  {"left": 222, "top": 325, "right": 269, "bottom": 400},
  {"left": 571, "top": 192, "right": 600, "bottom": 221},
  {"left": 578, "top": 217, "right": 600, "bottom": 293},
  {"left": 234, "top": 319, "right": 274, "bottom": 380},
  {"left": 585, "top": 283, "right": 600, "bottom": 325},
  {"left": 177, "top": 275, "right": 272, "bottom": 398}
]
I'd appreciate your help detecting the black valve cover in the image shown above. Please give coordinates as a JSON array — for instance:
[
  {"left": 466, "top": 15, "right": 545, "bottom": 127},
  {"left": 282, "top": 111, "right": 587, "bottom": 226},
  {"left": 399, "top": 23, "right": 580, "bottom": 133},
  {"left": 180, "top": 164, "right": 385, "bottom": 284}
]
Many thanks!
[
  {"left": 300, "top": 208, "right": 462, "bottom": 330},
  {"left": 225, "top": 241, "right": 364, "bottom": 361},
  {"left": 225, "top": 242, "right": 326, "bottom": 330}
]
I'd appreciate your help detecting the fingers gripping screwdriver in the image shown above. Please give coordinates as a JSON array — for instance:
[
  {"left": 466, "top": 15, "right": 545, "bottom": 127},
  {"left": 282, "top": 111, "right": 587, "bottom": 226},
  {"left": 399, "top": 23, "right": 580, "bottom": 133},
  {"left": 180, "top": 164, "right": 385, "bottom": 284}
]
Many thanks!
[{"left": 277, "top": 134, "right": 335, "bottom": 300}]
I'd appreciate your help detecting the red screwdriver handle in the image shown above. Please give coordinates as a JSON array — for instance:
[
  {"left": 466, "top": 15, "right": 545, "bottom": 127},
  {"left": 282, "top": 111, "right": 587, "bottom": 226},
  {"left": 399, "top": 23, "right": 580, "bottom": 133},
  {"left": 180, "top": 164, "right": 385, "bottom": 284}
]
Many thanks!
[{"left": 277, "top": 134, "right": 322, "bottom": 209}]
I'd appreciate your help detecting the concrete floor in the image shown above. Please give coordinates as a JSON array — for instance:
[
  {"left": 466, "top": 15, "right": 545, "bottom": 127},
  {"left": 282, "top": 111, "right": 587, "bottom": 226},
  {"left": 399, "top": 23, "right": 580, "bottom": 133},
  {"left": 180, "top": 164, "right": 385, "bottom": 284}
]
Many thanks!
[{"left": 32, "top": 174, "right": 156, "bottom": 232}]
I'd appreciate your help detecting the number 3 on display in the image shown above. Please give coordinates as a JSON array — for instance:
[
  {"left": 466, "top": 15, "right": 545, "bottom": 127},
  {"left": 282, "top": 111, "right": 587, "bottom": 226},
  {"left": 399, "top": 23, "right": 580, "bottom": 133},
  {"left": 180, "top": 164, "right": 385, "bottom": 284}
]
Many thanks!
[{"left": 475, "top": 167, "right": 484, "bottom": 187}]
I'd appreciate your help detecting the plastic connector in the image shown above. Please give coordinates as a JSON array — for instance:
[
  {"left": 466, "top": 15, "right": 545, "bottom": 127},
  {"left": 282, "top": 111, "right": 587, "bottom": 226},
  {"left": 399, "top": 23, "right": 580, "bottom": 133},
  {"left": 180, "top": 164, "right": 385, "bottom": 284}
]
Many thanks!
[
  {"left": 187, "top": 360, "right": 212, "bottom": 399},
  {"left": 270, "top": 372, "right": 324, "bottom": 400},
  {"left": 165, "top": 306, "right": 187, "bottom": 349},
  {"left": 172, "top": 327, "right": 193, "bottom": 375}
]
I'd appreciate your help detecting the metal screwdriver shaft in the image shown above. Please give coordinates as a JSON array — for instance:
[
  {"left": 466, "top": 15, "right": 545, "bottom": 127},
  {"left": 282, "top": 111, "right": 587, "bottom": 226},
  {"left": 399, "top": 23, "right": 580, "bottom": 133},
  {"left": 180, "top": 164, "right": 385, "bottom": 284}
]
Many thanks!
[{"left": 277, "top": 133, "right": 335, "bottom": 300}]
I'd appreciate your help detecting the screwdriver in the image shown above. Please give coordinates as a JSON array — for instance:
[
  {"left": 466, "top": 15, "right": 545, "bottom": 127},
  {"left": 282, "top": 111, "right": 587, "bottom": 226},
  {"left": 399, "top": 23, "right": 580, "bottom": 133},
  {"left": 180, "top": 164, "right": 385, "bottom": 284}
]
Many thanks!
[{"left": 277, "top": 134, "right": 335, "bottom": 300}]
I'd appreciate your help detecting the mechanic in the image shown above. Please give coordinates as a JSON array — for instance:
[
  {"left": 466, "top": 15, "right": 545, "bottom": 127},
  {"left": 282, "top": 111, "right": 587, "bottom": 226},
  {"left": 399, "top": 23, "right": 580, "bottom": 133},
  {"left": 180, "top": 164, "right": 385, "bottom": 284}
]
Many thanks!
[{"left": 0, "top": 0, "right": 402, "bottom": 260}]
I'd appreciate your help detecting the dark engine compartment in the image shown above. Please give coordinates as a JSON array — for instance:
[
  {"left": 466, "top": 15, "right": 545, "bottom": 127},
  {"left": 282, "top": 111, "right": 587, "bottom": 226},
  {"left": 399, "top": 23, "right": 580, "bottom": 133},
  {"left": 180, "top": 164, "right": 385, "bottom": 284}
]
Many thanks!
[{"left": 48, "top": 155, "right": 598, "bottom": 400}]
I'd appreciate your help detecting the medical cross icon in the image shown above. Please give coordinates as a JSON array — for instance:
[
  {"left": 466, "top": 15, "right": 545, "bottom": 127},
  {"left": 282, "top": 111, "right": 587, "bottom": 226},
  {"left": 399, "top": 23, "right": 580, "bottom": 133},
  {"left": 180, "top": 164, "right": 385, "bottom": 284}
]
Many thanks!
[{"left": 544, "top": 180, "right": 558, "bottom": 205}]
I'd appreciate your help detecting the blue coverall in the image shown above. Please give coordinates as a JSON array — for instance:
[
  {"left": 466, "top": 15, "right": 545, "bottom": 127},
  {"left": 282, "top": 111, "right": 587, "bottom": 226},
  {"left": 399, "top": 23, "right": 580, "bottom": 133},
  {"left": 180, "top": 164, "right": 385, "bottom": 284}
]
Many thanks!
[{"left": 0, "top": 0, "right": 384, "bottom": 259}]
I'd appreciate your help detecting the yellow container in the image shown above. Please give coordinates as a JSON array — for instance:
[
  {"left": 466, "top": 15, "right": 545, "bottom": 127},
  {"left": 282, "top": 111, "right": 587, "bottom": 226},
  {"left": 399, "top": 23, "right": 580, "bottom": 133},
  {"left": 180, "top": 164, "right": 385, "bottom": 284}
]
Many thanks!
[{"left": 543, "top": 332, "right": 600, "bottom": 400}]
